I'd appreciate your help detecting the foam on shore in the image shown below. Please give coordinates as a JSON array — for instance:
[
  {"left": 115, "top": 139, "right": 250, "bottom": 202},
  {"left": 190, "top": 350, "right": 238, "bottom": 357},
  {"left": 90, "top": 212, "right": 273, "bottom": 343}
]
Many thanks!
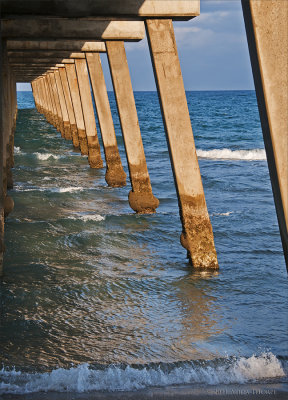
[{"left": 0, "top": 353, "right": 285, "bottom": 395}]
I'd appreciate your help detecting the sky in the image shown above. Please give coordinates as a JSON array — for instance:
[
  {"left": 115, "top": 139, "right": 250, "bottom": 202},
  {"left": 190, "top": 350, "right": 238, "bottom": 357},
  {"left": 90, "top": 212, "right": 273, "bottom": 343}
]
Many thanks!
[{"left": 17, "top": 0, "right": 254, "bottom": 92}]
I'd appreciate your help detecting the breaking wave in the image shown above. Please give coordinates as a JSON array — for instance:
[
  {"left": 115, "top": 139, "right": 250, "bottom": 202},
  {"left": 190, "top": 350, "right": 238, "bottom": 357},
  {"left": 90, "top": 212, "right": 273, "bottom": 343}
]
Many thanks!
[
  {"left": 14, "top": 185, "right": 85, "bottom": 193},
  {"left": 68, "top": 214, "right": 105, "bottom": 222},
  {"left": 212, "top": 211, "right": 233, "bottom": 217},
  {"left": 14, "top": 146, "right": 21, "bottom": 154},
  {"left": 197, "top": 148, "right": 266, "bottom": 161},
  {"left": 0, "top": 353, "right": 285, "bottom": 395},
  {"left": 58, "top": 187, "right": 84, "bottom": 193},
  {"left": 34, "top": 152, "right": 61, "bottom": 161}
]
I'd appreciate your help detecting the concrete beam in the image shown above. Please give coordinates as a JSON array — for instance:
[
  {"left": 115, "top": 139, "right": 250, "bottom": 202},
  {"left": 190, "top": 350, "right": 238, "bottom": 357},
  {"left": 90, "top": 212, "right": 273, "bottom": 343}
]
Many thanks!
[
  {"left": 1, "top": 1, "right": 200, "bottom": 19},
  {"left": 10, "top": 58, "right": 66, "bottom": 64},
  {"left": 242, "top": 0, "right": 288, "bottom": 270},
  {"left": 61, "top": 59, "right": 75, "bottom": 64},
  {"left": 2, "top": 19, "right": 145, "bottom": 41},
  {"left": 7, "top": 41, "right": 106, "bottom": 52},
  {"left": 8, "top": 51, "right": 77, "bottom": 58}
]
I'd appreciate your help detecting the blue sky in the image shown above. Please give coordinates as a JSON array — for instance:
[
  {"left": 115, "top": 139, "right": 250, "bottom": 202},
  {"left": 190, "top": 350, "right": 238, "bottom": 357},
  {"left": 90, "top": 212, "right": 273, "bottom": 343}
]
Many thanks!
[{"left": 17, "top": 0, "right": 254, "bottom": 91}]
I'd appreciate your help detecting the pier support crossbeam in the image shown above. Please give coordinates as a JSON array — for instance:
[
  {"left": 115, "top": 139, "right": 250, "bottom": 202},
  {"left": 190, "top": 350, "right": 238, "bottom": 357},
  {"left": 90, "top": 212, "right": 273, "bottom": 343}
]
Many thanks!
[{"left": 146, "top": 19, "right": 218, "bottom": 268}]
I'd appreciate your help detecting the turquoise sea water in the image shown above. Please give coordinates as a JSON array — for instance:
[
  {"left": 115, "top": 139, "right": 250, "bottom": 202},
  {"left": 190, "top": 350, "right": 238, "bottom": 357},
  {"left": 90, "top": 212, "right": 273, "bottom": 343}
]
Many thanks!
[{"left": 0, "top": 90, "right": 287, "bottom": 394}]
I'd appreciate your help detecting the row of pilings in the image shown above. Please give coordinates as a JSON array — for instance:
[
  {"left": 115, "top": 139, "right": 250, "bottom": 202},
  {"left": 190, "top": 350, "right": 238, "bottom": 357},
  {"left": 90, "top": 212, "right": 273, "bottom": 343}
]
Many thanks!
[
  {"left": 1, "top": 0, "right": 287, "bottom": 274},
  {"left": 30, "top": 35, "right": 219, "bottom": 270}
]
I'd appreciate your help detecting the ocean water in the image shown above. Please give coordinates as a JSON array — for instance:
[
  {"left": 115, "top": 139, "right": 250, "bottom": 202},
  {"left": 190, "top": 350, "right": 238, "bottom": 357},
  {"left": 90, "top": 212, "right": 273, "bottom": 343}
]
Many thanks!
[{"left": 0, "top": 90, "right": 287, "bottom": 395}]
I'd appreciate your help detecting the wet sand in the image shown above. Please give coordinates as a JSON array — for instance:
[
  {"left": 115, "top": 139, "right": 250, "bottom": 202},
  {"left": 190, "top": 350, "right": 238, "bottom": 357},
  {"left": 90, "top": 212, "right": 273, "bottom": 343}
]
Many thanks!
[{"left": 1, "top": 383, "right": 288, "bottom": 400}]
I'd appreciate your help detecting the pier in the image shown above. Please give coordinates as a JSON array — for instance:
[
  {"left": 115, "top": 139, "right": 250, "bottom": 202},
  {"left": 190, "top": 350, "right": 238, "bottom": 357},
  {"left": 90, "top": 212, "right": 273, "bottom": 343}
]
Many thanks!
[{"left": 0, "top": 0, "right": 287, "bottom": 274}]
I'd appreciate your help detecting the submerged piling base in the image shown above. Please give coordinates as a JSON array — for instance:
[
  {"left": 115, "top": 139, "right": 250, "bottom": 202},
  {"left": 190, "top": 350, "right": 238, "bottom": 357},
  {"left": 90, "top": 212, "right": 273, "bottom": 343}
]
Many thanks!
[
  {"left": 4, "top": 195, "right": 14, "bottom": 218},
  {"left": 78, "top": 129, "right": 89, "bottom": 156},
  {"left": 71, "top": 124, "right": 80, "bottom": 149},
  {"left": 87, "top": 137, "right": 103, "bottom": 169},
  {"left": 105, "top": 145, "right": 127, "bottom": 187},
  {"left": 64, "top": 121, "right": 72, "bottom": 140},
  {"left": 180, "top": 195, "right": 218, "bottom": 268}
]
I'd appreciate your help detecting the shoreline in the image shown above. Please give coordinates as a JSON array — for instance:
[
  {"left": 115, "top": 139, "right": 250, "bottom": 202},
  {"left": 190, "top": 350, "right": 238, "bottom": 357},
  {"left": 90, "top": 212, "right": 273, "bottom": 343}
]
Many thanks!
[{"left": 1, "top": 383, "right": 288, "bottom": 400}]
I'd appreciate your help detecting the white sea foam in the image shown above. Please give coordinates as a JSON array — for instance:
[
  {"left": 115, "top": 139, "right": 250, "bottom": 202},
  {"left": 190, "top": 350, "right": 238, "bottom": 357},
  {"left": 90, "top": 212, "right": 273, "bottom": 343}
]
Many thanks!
[
  {"left": 34, "top": 152, "right": 61, "bottom": 161},
  {"left": 58, "top": 187, "right": 83, "bottom": 193},
  {"left": 14, "top": 186, "right": 85, "bottom": 193},
  {"left": 212, "top": 211, "right": 233, "bottom": 217},
  {"left": 68, "top": 214, "right": 105, "bottom": 222},
  {"left": 197, "top": 148, "right": 266, "bottom": 161},
  {"left": 14, "top": 146, "right": 21, "bottom": 154},
  {"left": 0, "top": 353, "right": 285, "bottom": 395}
]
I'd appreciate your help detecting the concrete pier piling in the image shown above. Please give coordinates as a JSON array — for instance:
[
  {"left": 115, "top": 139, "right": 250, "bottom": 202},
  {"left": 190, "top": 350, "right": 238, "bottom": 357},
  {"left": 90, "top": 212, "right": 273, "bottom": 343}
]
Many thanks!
[
  {"left": 58, "top": 66, "right": 77, "bottom": 144},
  {"left": 43, "top": 76, "right": 54, "bottom": 125},
  {"left": 65, "top": 62, "right": 88, "bottom": 155},
  {"left": 86, "top": 52, "right": 126, "bottom": 187},
  {"left": 146, "top": 19, "right": 218, "bottom": 268},
  {"left": 106, "top": 41, "right": 159, "bottom": 213},
  {"left": 54, "top": 68, "right": 72, "bottom": 141},
  {"left": 50, "top": 71, "right": 64, "bottom": 137},
  {"left": 44, "top": 75, "right": 56, "bottom": 126},
  {"left": 74, "top": 58, "right": 103, "bottom": 169},
  {"left": 47, "top": 73, "right": 61, "bottom": 131},
  {"left": 242, "top": 0, "right": 288, "bottom": 270},
  {"left": 1, "top": 41, "right": 15, "bottom": 236}
]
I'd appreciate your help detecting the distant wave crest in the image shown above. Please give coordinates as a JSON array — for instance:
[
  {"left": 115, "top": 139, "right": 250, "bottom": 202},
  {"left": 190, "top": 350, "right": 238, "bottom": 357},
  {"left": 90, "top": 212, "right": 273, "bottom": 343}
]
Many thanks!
[
  {"left": 197, "top": 148, "right": 266, "bottom": 161},
  {"left": 34, "top": 152, "right": 61, "bottom": 161},
  {"left": 0, "top": 352, "right": 285, "bottom": 394},
  {"left": 68, "top": 214, "right": 105, "bottom": 222},
  {"left": 58, "top": 187, "right": 83, "bottom": 193},
  {"left": 14, "top": 146, "right": 21, "bottom": 154}
]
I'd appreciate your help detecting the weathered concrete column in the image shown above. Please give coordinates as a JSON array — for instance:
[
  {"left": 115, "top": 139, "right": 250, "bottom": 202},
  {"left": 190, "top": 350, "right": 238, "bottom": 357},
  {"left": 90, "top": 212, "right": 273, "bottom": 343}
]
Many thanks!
[
  {"left": 86, "top": 52, "right": 126, "bottom": 186},
  {"left": 74, "top": 58, "right": 103, "bottom": 168},
  {"left": 106, "top": 41, "right": 158, "bottom": 213},
  {"left": 5, "top": 61, "right": 14, "bottom": 191},
  {"left": 35, "top": 79, "right": 42, "bottom": 114},
  {"left": 37, "top": 79, "right": 44, "bottom": 114},
  {"left": 242, "top": 0, "right": 288, "bottom": 270},
  {"left": 37, "top": 78, "right": 46, "bottom": 116},
  {"left": 31, "top": 80, "right": 39, "bottom": 112},
  {"left": 40, "top": 77, "right": 49, "bottom": 119},
  {"left": 46, "top": 73, "right": 59, "bottom": 129},
  {"left": 40, "top": 77, "right": 50, "bottom": 121},
  {"left": 7, "top": 71, "right": 16, "bottom": 186},
  {"left": 58, "top": 66, "right": 78, "bottom": 145},
  {"left": 54, "top": 69, "right": 72, "bottom": 140},
  {"left": 49, "top": 71, "right": 64, "bottom": 135},
  {"left": 146, "top": 19, "right": 218, "bottom": 268},
  {"left": 65, "top": 62, "right": 88, "bottom": 154},
  {"left": 43, "top": 75, "right": 55, "bottom": 126},
  {"left": 1, "top": 42, "right": 14, "bottom": 218},
  {"left": 0, "top": 37, "right": 4, "bottom": 275},
  {"left": 51, "top": 70, "right": 65, "bottom": 136}
]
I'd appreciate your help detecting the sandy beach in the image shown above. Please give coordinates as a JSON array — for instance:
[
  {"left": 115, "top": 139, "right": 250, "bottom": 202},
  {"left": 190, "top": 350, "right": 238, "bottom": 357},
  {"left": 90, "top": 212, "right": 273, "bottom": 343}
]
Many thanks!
[{"left": 1, "top": 383, "right": 288, "bottom": 400}]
